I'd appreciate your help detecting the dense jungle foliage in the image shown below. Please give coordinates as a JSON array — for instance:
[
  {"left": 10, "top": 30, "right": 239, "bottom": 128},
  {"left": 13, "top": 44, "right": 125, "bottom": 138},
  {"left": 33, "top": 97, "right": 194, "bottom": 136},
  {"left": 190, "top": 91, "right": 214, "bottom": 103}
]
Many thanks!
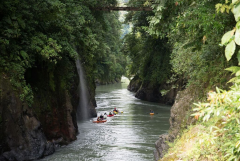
[
  {"left": 123, "top": 0, "right": 171, "bottom": 88},
  {"left": 0, "top": 0, "right": 126, "bottom": 106},
  {"left": 123, "top": 0, "right": 240, "bottom": 159},
  {"left": 124, "top": 0, "right": 237, "bottom": 95},
  {"left": 161, "top": 1, "right": 240, "bottom": 160}
]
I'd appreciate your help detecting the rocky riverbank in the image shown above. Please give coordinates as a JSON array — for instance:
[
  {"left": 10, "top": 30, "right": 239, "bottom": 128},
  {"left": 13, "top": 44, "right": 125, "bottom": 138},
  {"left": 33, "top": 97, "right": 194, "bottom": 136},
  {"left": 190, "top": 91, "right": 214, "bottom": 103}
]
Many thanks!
[
  {"left": 128, "top": 76, "right": 185, "bottom": 105},
  {"left": 153, "top": 86, "right": 200, "bottom": 161}
]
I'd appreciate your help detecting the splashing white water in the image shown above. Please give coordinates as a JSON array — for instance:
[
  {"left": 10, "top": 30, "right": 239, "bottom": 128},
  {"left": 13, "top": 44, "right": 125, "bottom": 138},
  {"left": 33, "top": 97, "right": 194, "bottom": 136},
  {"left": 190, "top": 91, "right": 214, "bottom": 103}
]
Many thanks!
[{"left": 76, "top": 58, "right": 90, "bottom": 121}]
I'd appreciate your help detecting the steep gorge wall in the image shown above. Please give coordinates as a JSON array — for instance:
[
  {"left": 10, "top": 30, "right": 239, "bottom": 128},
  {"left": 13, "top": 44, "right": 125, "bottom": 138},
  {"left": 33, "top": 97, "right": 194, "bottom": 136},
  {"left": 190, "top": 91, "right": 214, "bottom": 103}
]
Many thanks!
[
  {"left": 0, "top": 73, "right": 55, "bottom": 160},
  {"left": 153, "top": 86, "right": 200, "bottom": 161},
  {"left": 0, "top": 58, "right": 97, "bottom": 160}
]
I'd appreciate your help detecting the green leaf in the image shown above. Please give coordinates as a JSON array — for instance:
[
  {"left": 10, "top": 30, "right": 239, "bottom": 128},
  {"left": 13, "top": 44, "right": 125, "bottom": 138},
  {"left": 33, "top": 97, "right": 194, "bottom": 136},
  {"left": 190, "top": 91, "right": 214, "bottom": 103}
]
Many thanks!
[
  {"left": 228, "top": 76, "right": 240, "bottom": 83},
  {"left": 225, "top": 66, "right": 240, "bottom": 73},
  {"left": 237, "top": 50, "right": 240, "bottom": 65},
  {"left": 20, "top": 50, "right": 29, "bottom": 60},
  {"left": 232, "top": 77, "right": 240, "bottom": 83},
  {"left": 5, "top": 16, "right": 12, "bottom": 25},
  {"left": 232, "top": 3, "right": 240, "bottom": 22},
  {"left": 235, "top": 25, "right": 240, "bottom": 45},
  {"left": 222, "top": 30, "right": 234, "bottom": 45},
  {"left": 236, "top": 118, "right": 240, "bottom": 124},
  {"left": 236, "top": 70, "right": 240, "bottom": 76},
  {"left": 225, "top": 40, "right": 236, "bottom": 61},
  {"left": 237, "top": 21, "right": 240, "bottom": 29},
  {"left": 17, "top": 18, "right": 26, "bottom": 29},
  {"left": 232, "top": 0, "right": 238, "bottom": 4}
]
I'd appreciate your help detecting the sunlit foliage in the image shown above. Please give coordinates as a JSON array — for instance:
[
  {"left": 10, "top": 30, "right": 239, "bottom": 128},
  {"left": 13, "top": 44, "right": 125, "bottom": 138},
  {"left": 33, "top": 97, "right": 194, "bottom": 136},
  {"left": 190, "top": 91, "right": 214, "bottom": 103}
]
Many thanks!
[{"left": 123, "top": 0, "right": 171, "bottom": 87}]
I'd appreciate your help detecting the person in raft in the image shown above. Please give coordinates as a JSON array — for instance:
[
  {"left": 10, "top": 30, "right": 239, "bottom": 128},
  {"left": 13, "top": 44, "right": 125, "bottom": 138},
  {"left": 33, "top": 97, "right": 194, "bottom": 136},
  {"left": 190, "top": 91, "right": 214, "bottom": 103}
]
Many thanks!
[
  {"left": 109, "top": 111, "right": 113, "bottom": 115},
  {"left": 113, "top": 107, "right": 119, "bottom": 113},
  {"left": 150, "top": 109, "right": 154, "bottom": 113},
  {"left": 103, "top": 113, "right": 107, "bottom": 119},
  {"left": 97, "top": 117, "right": 102, "bottom": 121},
  {"left": 100, "top": 114, "right": 104, "bottom": 119}
]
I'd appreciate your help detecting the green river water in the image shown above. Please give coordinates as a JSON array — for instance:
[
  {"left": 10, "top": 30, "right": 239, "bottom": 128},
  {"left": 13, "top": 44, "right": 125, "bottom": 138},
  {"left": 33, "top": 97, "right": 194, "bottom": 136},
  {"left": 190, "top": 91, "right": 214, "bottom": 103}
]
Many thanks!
[{"left": 41, "top": 77, "right": 170, "bottom": 161}]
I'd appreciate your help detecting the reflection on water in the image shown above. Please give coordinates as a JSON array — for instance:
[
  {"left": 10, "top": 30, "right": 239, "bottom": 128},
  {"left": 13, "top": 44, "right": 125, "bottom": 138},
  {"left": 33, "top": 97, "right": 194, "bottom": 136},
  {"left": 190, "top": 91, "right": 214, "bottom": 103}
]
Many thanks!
[{"left": 40, "top": 77, "right": 170, "bottom": 161}]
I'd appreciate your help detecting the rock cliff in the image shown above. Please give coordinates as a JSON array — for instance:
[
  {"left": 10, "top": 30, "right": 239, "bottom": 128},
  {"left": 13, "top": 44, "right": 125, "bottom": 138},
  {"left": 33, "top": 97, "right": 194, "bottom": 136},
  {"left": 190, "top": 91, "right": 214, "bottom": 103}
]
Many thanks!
[
  {"left": 154, "top": 86, "right": 199, "bottom": 161},
  {"left": 0, "top": 74, "right": 54, "bottom": 161},
  {"left": 128, "top": 76, "right": 185, "bottom": 105},
  {"left": 0, "top": 57, "right": 97, "bottom": 160}
]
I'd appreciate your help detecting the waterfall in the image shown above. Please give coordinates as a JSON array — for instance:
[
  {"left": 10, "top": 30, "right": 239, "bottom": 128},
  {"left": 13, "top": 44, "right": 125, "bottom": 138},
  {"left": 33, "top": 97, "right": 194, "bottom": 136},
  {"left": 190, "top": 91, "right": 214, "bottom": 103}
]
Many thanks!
[{"left": 76, "top": 58, "right": 90, "bottom": 121}]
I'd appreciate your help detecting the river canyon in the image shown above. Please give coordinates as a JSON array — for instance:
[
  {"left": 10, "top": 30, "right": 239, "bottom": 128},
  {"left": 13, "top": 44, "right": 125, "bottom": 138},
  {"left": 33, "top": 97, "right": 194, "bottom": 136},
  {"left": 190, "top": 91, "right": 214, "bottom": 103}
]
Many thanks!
[{"left": 40, "top": 77, "right": 170, "bottom": 161}]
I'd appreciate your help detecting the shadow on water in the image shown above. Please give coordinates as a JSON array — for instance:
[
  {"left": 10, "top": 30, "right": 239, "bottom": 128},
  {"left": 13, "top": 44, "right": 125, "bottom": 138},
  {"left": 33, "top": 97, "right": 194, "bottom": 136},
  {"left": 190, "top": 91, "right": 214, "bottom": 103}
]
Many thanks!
[{"left": 40, "top": 77, "right": 171, "bottom": 161}]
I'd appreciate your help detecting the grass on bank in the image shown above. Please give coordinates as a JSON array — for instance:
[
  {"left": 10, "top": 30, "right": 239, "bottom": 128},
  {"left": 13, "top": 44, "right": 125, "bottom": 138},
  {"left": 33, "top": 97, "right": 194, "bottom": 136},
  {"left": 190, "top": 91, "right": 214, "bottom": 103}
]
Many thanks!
[{"left": 160, "top": 84, "right": 240, "bottom": 161}]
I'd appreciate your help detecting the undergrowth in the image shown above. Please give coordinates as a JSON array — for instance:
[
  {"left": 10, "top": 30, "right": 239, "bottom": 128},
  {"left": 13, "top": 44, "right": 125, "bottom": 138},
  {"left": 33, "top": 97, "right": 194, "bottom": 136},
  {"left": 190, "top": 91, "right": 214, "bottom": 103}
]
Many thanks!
[{"left": 160, "top": 84, "right": 240, "bottom": 161}]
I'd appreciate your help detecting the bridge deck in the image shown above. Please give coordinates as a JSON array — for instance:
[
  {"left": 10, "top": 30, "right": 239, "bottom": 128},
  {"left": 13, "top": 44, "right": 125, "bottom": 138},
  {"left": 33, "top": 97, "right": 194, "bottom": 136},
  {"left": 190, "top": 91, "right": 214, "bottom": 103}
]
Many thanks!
[{"left": 94, "top": 7, "right": 152, "bottom": 11}]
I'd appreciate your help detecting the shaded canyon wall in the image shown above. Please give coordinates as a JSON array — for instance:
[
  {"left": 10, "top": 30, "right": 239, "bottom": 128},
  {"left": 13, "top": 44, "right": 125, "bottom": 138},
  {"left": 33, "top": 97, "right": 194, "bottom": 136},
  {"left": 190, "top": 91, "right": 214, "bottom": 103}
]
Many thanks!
[
  {"left": 153, "top": 86, "right": 200, "bottom": 161},
  {"left": 0, "top": 57, "right": 97, "bottom": 160},
  {"left": 128, "top": 76, "right": 185, "bottom": 105}
]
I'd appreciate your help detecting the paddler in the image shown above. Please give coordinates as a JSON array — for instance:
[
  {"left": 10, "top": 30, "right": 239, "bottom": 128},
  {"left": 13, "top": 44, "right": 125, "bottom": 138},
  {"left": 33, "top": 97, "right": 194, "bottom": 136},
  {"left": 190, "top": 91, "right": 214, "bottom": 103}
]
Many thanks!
[
  {"left": 100, "top": 114, "right": 104, "bottom": 119},
  {"left": 103, "top": 113, "right": 107, "bottom": 119},
  {"left": 97, "top": 117, "right": 102, "bottom": 121},
  {"left": 113, "top": 107, "right": 119, "bottom": 113}
]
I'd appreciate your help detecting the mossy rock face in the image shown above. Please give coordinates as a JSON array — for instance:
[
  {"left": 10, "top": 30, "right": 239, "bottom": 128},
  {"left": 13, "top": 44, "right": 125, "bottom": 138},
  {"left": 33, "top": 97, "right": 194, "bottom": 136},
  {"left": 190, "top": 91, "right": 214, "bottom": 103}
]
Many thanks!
[
  {"left": 154, "top": 85, "right": 202, "bottom": 161},
  {"left": 0, "top": 76, "right": 10, "bottom": 154},
  {"left": 154, "top": 134, "right": 171, "bottom": 160},
  {"left": 0, "top": 57, "right": 83, "bottom": 159},
  {"left": 169, "top": 86, "right": 199, "bottom": 138},
  {"left": 0, "top": 72, "right": 54, "bottom": 160},
  {"left": 129, "top": 76, "right": 184, "bottom": 105},
  {"left": 26, "top": 56, "right": 97, "bottom": 143},
  {"left": 25, "top": 59, "right": 79, "bottom": 143},
  {"left": 128, "top": 76, "right": 142, "bottom": 92}
]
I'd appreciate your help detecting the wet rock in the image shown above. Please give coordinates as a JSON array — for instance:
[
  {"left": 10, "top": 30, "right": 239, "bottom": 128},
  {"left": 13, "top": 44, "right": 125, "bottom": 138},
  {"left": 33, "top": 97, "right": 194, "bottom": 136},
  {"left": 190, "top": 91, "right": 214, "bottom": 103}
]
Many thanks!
[
  {"left": 154, "top": 86, "right": 198, "bottom": 160},
  {"left": 127, "top": 76, "right": 142, "bottom": 92},
  {"left": 128, "top": 76, "right": 185, "bottom": 105},
  {"left": 43, "top": 142, "right": 55, "bottom": 156},
  {"left": 0, "top": 156, "right": 7, "bottom": 161},
  {"left": 135, "top": 88, "right": 159, "bottom": 102},
  {"left": 0, "top": 75, "right": 55, "bottom": 160},
  {"left": 154, "top": 134, "right": 172, "bottom": 161}
]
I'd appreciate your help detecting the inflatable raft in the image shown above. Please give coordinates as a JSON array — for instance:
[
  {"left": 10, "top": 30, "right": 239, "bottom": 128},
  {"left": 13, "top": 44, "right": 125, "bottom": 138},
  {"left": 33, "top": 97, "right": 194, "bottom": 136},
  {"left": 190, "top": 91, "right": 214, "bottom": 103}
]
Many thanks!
[
  {"left": 150, "top": 113, "right": 154, "bottom": 115},
  {"left": 93, "top": 120, "right": 107, "bottom": 123}
]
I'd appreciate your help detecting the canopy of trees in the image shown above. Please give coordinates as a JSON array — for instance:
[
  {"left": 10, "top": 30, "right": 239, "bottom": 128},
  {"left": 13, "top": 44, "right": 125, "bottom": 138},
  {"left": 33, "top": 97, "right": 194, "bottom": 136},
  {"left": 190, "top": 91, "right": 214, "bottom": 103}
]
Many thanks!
[
  {"left": 0, "top": 0, "right": 126, "bottom": 105},
  {"left": 123, "top": 0, "right": 237, "bottom": 95}
]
